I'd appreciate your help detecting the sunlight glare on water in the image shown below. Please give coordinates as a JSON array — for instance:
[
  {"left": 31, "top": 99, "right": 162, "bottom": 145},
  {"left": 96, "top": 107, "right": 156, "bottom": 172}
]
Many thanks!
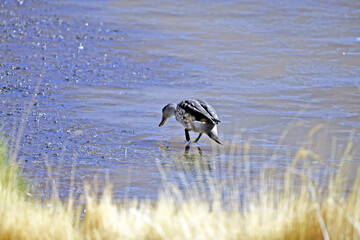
[{"left": 59, "top": 0, "right": 360, "bottom": 199}]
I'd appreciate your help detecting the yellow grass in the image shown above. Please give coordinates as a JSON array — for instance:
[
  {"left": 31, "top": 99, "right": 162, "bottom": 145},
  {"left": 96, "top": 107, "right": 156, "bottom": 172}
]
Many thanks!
[{"left": 0, "top": 133, "right": 359, "bottom": 240}]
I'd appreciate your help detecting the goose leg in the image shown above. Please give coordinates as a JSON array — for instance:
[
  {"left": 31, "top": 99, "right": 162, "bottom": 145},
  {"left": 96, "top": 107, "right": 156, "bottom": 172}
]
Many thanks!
[
  {"left": 185, "top": 129, "right": 190, "bottom": 141},
  {"left": 194, "top": 133, "right": 203, "bottom": 143}
]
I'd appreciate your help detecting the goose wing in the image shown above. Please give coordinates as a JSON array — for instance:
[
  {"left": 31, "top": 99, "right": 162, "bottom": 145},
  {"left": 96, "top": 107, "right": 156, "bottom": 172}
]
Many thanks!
[
  {"left": 178, "top": 100, "right": 220, "bottom": 124},
  {"left": 197, "top": 99, "right": 221, "bottom": 124}
]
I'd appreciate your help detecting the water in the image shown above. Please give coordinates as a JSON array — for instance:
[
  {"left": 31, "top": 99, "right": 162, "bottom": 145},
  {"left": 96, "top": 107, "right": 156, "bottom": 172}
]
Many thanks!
[{"left": 1, "top": 0, "right": 359, "bottom": 200}]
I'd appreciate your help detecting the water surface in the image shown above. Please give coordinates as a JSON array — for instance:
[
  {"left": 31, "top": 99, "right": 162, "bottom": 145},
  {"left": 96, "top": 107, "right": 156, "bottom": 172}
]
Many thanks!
[{"left": 1, "top": 0, "right": 359, "bottom": 200}]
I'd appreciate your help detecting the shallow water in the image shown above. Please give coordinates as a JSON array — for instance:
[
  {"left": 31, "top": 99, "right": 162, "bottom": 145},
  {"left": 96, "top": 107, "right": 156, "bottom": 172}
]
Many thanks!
[{"left": 1, "top": 0, "right": 359, "bottom": 200}]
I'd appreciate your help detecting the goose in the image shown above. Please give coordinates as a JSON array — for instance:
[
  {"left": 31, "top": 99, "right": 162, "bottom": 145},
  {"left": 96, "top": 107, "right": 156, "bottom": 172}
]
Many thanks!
[{"left": 159, "top": 99, "right": 222, "bottom": 144}]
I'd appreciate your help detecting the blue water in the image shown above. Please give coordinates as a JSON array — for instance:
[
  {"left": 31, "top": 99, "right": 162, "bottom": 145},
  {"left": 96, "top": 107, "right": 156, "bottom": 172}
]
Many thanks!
[{"left": 1, "top": 0, "right": 359, "bottom": 200}]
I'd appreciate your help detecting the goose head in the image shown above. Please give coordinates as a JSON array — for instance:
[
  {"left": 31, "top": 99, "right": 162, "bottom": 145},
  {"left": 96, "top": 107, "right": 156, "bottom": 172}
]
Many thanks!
[{"left": 159, "top": 103, "right": 176, "bottom": 127}]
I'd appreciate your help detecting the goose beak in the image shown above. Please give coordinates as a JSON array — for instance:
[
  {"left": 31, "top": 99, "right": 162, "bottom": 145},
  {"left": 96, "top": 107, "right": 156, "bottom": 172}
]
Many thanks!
[{"left": 159, "top": 117, "right": 167, "bottom": 127}]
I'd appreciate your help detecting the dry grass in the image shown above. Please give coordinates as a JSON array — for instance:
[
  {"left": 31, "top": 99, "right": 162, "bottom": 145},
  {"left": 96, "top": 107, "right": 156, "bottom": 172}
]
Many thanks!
[{"left": 0, "top": 133, "right": 359, "bottom": 240}]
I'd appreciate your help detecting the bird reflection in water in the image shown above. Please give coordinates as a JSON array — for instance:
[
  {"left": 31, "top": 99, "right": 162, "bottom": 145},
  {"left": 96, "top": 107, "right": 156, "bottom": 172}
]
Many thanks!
[
  {"left": 184, "top": 144, "right": 202, "bottom": 155},
  {"left": 182, "top": 145, "right": 212, "bottom": 172},
  {"left": 157, "top": 141, "right": 213, "bottom": 172}
]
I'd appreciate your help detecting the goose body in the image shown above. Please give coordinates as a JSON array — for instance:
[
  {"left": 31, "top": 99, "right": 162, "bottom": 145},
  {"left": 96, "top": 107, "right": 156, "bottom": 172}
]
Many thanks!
[{"left": 159, "top": 99, "right": 222, "bottom": 144}]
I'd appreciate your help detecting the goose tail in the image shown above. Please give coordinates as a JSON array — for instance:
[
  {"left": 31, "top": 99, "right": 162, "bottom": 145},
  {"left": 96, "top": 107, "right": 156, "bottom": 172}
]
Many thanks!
[{"left": 208, "top": 126, "right": 222, "bottom": 145}]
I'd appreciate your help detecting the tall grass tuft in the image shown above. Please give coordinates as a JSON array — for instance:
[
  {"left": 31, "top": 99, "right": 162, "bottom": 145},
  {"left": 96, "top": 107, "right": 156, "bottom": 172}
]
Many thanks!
[
  {"left": 0, "top": 138, "right": 28, "bottom": 195},
  {"left": 0, "top": 135, "right": 359, "bottom": 239},
  {"left": 0, "top": 139, "right": 80, "bottom": 239}
]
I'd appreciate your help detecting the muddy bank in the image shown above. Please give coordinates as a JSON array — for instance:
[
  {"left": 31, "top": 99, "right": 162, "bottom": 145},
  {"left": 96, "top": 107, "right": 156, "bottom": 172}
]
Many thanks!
[{"left": 0, "top": 0, "right": 168, "bottom": 199}]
